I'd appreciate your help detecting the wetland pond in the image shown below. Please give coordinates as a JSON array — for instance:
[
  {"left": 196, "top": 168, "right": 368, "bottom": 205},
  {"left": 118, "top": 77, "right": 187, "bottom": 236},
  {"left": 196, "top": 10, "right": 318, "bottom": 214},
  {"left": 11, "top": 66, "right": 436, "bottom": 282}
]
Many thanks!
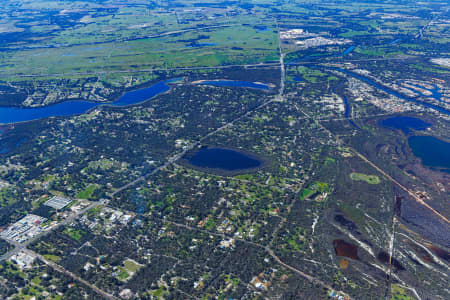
[
  {"left": 380, "top": 116, "right": 432, "bottom": 134},
  {"left": 380, "top": 117, "right": 448, "bottom": 171},
  {"left": 333, "top": 239, "right": 359, "bottom": 260},
  {"left": 183, "top": 146, "right": 263, "bottom": 174},
  {"left": 408, "top": 136, "right": 450, "bottom": 172}
]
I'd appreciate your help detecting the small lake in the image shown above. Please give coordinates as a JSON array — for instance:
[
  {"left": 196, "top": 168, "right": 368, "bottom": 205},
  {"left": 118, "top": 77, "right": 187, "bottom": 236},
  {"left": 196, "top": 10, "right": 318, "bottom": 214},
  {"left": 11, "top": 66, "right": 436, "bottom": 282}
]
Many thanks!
[
  {"left": 380, "top": 116, "right": 432, "bottom": 134},
  {"left": 186, "top": 147, "right": 262, "bottom": 172},
  {"left": 198, "top": 80, "right": 271, "bottom": 90},
  {"left": 0, "top": 79, "right": 179, "bottom": 124},
  {"left": 408, "top": 136, "right": 450, "bottom": 171}
]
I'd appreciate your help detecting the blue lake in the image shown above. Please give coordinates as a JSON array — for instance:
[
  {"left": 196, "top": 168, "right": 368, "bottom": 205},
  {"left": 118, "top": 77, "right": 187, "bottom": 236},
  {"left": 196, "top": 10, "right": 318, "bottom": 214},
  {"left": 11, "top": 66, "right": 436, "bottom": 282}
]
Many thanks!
[
  {"left": 380, "top": 116, "right": 432, "bottom": 134},
  {"left": 408, "top": 136, "right": 450, "bottom": 171},
  {"left": 198, "top": 80, "right": 271, "bottom": 90},
  {"left": 187, "top": 147, "right": 262, "bottom": 171},
  {"left": 0, "top": 79, "right": 179, "bottom": 124}
]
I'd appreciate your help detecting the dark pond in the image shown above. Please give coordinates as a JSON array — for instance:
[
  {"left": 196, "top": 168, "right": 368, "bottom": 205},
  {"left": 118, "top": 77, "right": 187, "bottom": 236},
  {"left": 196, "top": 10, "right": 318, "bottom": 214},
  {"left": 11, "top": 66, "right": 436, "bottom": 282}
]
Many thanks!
[
  {"left": 380, "top": 116, "right": 432, "bottom": 134},
  {"left": 0, "top": 78, "right": 179, "bottom": 124},
  {"left": 377, "top": 251, "right": 405, "bottom": 270},
  {"left": 333, "top": 239, "right": 359, "bottom": 260},
  {"left": 428, "top": 245, "right": 450, "bottom": 262},
  {"left": 334, "top": 215, "right": 360, "bottom": 234},
  {"left": 186, "top": 147, "right": 262, "bottom": 171},
  {"left": 198, "top": 80, "right": 271, "bottom": 90},
  {"left": 408, "top": 136, "right": 450, "bottom": 171}
]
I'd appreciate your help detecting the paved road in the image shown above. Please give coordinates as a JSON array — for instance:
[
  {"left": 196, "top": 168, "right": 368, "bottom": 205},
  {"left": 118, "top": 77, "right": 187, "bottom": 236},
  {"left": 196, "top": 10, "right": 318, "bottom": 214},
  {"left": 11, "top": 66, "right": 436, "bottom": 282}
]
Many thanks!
[
  {"left": 0, "top": 200, "right": 112, "bottom": 298},
  {"left": 354, "top": 151, "right": 449, "bottom": 224},
  {"left": 0, "top": 57, "right": 426, "bottom": 80},
  {"left": 0, "top": 62, "right": 281, "bottom": 79},
  {"left": 0, "top": 200, "right": 105, "bottom": 262},
  {"left": 26, "top": 249, "right": 117, "bottom": 300},
  {"left": 110, "top": 97, "right": 277, "bottom": 197}
]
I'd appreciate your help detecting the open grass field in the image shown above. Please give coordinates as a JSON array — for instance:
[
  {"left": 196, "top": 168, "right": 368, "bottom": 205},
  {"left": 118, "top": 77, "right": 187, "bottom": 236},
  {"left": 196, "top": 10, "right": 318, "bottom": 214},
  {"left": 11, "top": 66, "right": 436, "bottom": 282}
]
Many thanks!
[
  {"left": 0, "top": 21, "right": 278, "bottom": 80},
  {"left": 350, "top": 172, "right": 381, "bottom": 184},
  {"left": 76, "top": 184, "right": 99, "bottom": 199}
]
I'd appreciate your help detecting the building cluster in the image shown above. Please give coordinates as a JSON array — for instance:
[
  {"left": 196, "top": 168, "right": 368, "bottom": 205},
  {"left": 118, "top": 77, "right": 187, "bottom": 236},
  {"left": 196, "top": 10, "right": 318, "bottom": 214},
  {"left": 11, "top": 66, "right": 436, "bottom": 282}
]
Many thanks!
[
  {"left": 344, "top": 73, "right": 418, "bottom": 113},
  {"left": 79, "top": 206, "right": 134, "bottom": 232},
  {"left": 295, "top": 37, "right": 351, "bottom": 48},
  {"left": 329, "top": 290, "right": 351, "bottom": 300},
  {"left": 320, "top": 94, "right": 345, "bottom": 113},
  {"left": 44, "top": 196, "right": 72, "bottom": 210},
  {"left": 431, "top": 58, "right": 450, "bottom": 68},
  {"left": 0, "top": 214, "right": 47, "bottom": 244},
  {"left": 280, "top": 28, "right": 316, "bottom": 39},
  {"left": 0, "top": 180, "right": 9, "bottom": 189},
  {"left": 250, "top": 270, "right": 274, "bottom": 290},
  {"left": 10, "top": 250, "right": 36, "bottom": 269}
]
